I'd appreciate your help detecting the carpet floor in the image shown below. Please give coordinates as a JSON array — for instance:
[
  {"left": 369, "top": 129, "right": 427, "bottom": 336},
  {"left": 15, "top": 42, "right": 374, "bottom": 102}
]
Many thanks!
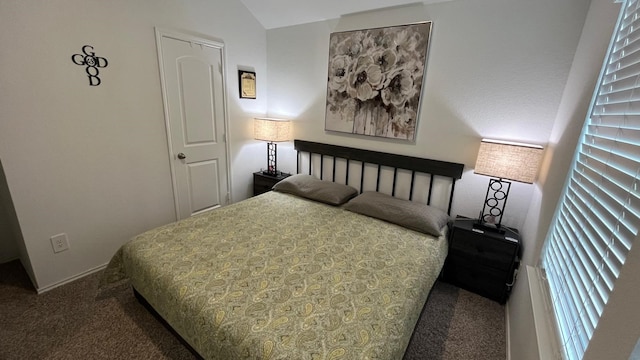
[{"left": 0, "top": 260, "right": 506, "bottom": 359}]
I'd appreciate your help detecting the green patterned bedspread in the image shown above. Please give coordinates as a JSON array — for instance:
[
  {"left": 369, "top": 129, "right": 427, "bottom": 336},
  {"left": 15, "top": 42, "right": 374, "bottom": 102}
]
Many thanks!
[{"left": 105, "top": 191, "right": 448, "bottom": 359}]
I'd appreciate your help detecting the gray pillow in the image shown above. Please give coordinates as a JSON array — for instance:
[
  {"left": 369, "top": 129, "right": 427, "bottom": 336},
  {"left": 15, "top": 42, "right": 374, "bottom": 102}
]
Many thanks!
[
  {"left": 272, "top": 174, "right": 358, "bottom": 206},
  {"left": 343, "top": 191, "right": 449, "bottom": 236}
]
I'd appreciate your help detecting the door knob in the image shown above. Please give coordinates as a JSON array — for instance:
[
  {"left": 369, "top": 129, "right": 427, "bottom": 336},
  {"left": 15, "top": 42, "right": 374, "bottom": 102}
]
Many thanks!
[{"left": 177, "top": 153, "right": 186, "bottom": 160}]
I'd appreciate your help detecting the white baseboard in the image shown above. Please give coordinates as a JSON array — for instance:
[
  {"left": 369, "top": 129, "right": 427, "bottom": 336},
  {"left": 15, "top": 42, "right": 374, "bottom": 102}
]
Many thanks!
[{"left": 36, "top": 263, "right": 108, "bottom": 294}]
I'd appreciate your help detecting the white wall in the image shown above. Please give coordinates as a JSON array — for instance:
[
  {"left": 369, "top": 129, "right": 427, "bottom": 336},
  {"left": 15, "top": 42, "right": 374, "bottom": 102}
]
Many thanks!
[
  {"left": 509, "top": 1, "right": 630, "bottom": 359},
  {"left": 521, "top": 0, "right": 621, "bottom": 267},
  {"left": 0, "top": 0, "right": 268, "bottom": 290},
  {"left": 266, "top": 0, "right": 591, "bottom": 234}
]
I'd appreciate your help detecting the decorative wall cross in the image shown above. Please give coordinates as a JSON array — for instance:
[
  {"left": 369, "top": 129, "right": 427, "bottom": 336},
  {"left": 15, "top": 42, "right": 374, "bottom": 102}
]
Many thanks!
[{"left": 71, "top": 45, "right": 108, "bottom": 86}]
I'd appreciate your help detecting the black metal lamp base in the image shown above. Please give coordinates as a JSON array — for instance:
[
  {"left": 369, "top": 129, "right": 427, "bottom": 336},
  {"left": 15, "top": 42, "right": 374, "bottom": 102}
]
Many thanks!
[
  {"left": 479, "top": 178, "right": 511, "bottom": 229},
  {"left": 264, "top": 142, "right": 280, "bottom": 176}
]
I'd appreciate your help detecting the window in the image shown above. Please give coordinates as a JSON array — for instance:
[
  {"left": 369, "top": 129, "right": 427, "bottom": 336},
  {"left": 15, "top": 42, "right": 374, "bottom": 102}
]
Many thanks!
[{"left": 541, "top": 0, "right": 640, "bottom": 359}]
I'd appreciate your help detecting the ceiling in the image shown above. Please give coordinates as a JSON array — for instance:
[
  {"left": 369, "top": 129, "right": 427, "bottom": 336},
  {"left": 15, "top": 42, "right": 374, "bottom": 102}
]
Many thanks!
[{"left": 240, "top": 0, "right": 453, "bottom": 30}]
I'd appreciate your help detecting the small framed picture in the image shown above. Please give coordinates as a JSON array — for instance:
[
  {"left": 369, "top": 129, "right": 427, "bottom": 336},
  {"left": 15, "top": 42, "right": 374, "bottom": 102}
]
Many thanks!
[{"left": 238, "top": 70, "right": 256, "bottom": 99}]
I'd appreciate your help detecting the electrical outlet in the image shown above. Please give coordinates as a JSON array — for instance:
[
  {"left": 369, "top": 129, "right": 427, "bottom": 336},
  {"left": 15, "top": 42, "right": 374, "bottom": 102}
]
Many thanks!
[{"left": 50, "top": 233, "right": 70, "bottom": 253}]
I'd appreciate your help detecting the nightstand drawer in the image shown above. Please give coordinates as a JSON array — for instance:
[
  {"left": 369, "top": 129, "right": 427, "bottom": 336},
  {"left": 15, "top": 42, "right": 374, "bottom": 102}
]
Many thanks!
[
  {"left": 254, "top": 176, "right": 276, "bottom": 194},
  {"left": 443, "top": 218, "right": 521, "bottom": 303},
  {"left": 254, "top": 182, "right": 273, "bottom": 195},
  {"left": 449, "top": 230, "right": 517, "bottom": 271},
  {"left": 253, "top": 172, "right": 291, "bottom": 196},
  {"left": 444, "top": 256, "right": 508, "bottom": 302}
]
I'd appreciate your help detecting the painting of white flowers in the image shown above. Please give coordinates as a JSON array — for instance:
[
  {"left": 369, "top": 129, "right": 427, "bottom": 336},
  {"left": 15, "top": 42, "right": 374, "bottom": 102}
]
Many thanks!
[{"left": 325, "top": 22, "right": 432, "bottom": 141}]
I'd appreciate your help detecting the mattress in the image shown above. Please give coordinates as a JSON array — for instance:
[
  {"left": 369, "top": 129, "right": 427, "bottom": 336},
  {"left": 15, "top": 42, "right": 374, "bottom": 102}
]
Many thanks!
[{"left": 104, "top": 191, "right": 448, "bottom": 359}]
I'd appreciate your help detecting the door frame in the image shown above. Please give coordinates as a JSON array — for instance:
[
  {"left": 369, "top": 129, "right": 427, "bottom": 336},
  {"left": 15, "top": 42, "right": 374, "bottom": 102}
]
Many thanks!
[{"left": 155, "top": 27, "right": 233, "bottom": 220}]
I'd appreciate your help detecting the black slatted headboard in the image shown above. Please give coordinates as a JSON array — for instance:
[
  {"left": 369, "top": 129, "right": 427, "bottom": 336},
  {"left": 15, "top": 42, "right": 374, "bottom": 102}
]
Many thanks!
[{"left": 294, "top": 140, "right": 464, "bottom": 215}]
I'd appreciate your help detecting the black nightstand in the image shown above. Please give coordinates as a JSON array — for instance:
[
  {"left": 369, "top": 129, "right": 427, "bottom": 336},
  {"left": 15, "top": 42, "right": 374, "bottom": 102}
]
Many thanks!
[
  {"left": 442, "top": 218, "right": 522, "bottom": 304},
  {"left": 253, "top": 171, "right": 291, "bottom": 196}
]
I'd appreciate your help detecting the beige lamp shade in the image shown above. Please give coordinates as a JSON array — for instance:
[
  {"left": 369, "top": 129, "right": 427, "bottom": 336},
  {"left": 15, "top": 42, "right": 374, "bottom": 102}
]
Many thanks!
[
  {"left": 474, "top": 139, "right": 543, "bottom": 183},
  {"left": 254, "top": 118, "right": 291, "bottom": 142}
]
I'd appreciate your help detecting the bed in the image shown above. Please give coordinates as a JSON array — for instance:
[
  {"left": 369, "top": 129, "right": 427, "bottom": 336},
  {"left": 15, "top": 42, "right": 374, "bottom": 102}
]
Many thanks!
[{"left": 104, "top": 140, "right": 464, "bottom": 359}]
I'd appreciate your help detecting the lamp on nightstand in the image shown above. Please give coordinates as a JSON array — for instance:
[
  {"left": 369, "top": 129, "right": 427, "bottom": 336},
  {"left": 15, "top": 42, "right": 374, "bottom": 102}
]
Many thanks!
[
  {"left": 254, "top": 118, "right": 291, "bottom": 176},
  {"left": 474, "top": 139, "right": 543, "bottom": 232}
]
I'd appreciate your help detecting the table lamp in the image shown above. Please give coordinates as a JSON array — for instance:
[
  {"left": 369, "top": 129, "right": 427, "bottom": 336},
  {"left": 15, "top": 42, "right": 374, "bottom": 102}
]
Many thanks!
[
  {"left": 254, "top": 118, "right": 291, "bottom": 176},
  {"left": 474, "top": 139, "right": 543, "bottom": 232}
]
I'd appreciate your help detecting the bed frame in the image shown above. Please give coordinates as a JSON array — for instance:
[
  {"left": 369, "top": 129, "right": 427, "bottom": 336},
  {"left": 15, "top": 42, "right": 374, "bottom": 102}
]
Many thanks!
[
  {"left": 294, "top": 139, "right": 464, "bottom": 214},
  {"left": 135, "top": 139, "right": 465, "bottom": 359}
]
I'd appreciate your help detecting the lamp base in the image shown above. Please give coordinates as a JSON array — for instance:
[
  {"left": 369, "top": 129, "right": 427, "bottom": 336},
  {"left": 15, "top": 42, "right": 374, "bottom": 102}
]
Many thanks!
[
  {"left": 264, "top": 142, "right": 280, "bottom": 177},
  {"left": 479, "top": 178, "right": 511, "bottom": 229}
]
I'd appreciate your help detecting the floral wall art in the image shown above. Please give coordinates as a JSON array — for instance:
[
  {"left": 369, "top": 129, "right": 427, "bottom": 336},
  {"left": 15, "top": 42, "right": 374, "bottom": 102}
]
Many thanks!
[{"left": 325, "top": 22, "right": 432, "bottom": 141}]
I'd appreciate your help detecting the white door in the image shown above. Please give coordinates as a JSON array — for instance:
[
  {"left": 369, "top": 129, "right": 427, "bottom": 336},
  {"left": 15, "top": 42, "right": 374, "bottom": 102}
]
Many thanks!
[{"left": 156, "top": 29, "right": 230, "bottom": 220}]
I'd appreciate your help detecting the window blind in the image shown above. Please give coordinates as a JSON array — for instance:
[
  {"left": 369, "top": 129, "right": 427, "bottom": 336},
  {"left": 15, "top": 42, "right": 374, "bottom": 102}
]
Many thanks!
[{"left": 541, "top": 0, "right": 640, "bottom": 359}]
